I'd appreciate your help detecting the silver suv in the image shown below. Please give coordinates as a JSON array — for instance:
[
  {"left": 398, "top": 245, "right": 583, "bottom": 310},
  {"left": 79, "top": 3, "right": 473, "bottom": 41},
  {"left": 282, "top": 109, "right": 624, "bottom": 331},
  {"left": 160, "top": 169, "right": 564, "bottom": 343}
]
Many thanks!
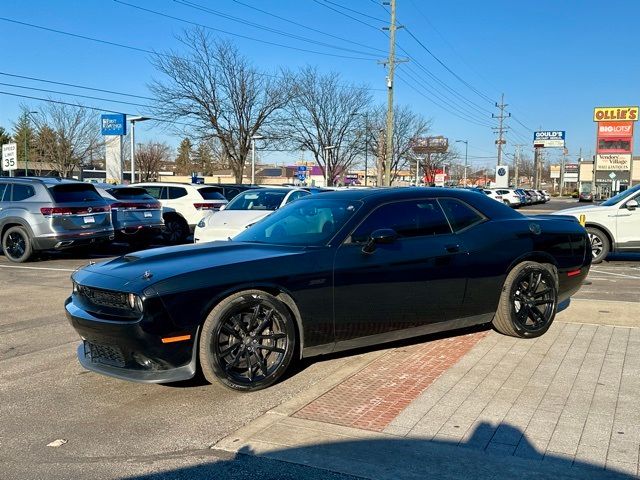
[{"left": 0, "top": 177, "right": 114, "bottom": 263}]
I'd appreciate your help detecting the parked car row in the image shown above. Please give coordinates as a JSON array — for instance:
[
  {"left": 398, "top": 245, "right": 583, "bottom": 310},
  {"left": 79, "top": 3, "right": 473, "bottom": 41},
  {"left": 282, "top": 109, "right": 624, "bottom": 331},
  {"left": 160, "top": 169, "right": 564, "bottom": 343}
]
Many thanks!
[
  {"left": 0, "top": 177, "right": 264, "bottom": 263},
  {"left": 465, "top": 187, "right": 550, "bottom": 208}
]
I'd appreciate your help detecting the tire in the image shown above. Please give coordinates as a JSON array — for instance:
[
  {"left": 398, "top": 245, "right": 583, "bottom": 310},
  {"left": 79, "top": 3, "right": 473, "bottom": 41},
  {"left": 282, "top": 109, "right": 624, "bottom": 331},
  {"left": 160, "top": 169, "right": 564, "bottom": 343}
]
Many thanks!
[
  {"left": 586, "top": 227, "right": 609, "bottom": 264},
  {"left": 199, "top": 290, "right": 296, "bottom": 391},
  {"left": 2, "top": 226, "right": 34, "bottom": 263},
  {"left": 492, "top": 261, "right": 558, "bottom": 338},
  {"left": 162, "top": 216, "right": 189, "bottom": 244}
]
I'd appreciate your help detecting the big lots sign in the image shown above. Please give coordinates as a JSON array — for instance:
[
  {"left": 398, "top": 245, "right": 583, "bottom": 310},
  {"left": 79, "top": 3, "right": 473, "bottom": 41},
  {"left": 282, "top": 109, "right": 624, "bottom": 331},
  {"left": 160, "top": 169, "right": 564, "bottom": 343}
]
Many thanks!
[{"left": 598, "top": 121, "right": 634, "bottom": 138}]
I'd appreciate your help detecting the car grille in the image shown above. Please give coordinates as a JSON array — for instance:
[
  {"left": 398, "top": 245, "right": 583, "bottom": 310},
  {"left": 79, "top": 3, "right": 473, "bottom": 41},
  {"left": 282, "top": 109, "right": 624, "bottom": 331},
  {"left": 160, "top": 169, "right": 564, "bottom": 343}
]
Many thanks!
[
  {"left": 78, "top": 285, "right": 129, "bottom": 310},
  {"left": 85, "top": 341, "right": 126, "bottom": 367}
]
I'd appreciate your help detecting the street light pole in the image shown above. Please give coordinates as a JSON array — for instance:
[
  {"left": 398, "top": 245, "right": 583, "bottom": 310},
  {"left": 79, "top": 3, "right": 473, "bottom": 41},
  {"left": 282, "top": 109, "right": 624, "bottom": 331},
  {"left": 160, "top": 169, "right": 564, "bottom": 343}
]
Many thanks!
[
  {"left": 455, "top": 140, "right": 468, "bottom": 187},
  {"left": 25, "top": 111, "right": 38, "bottom": 177},
  {"left": 251, "top": 134, "right": 264, "bottom": 185},
  {"left": 128, "top": 116, "right": 150, "bottom": 183}
]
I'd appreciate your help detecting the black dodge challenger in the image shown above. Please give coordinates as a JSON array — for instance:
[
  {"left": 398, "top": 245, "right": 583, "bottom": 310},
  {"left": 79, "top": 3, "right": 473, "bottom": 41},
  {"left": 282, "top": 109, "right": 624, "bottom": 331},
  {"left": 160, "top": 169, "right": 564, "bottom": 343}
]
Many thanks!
[{"left": 66, "top": 188, "right": 591, "bottom": 391}]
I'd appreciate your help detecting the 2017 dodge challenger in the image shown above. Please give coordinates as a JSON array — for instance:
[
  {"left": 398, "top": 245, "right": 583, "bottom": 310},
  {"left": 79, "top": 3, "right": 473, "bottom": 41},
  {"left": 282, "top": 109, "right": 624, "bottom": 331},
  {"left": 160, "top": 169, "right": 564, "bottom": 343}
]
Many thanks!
[{"left": 66, "top": 188, "right": 591, "bottom": 391}]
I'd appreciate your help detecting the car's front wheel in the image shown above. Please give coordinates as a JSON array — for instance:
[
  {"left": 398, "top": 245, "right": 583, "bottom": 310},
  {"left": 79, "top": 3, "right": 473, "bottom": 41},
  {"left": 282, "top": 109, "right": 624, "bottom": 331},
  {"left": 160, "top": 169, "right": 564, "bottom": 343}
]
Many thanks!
[
  {"left": 2, "top": 226, "right": 34, "bottom": 263},
  {"left": 199, "top": 290, "right": 296, "bottom": 391},
  {"left": 492, "top": 261, "right": 557, "bottom": 338},
  {"left": 586, "top": 227, "right": 609, "bottom": 264}
]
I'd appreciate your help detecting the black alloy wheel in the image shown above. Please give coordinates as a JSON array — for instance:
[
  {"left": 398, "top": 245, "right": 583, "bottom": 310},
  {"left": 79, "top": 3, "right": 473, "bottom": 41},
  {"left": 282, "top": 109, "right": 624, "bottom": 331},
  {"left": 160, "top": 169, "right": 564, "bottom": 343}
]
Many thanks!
[
  {"left": 2, "top": 226, "right": 33, "bottom": 263},
  {"left": 200, "top": 291, "right": 296, "bottom": 391},
  {"left": 162, "top": 217, "right": 188, "bottom": 244},
  {"left": 493, "top": 261, "right": 557, "bottom": 338},
  {"left": 510, "top": 268, "right": 556, "bottom": 334}
]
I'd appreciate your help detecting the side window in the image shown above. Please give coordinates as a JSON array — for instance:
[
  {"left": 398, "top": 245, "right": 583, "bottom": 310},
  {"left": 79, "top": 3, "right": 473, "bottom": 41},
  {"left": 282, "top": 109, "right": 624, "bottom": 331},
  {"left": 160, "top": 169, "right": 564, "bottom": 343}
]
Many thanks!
[
  {"left": 285, "top": 191, "right": 310, "bottom": 204},
  {"left": 351, "top": 199, "right": 452, "bottom": 243},
  {"left": 168, "top": 187, "right": 187, "bottom": 199},
  {"left": 438, "top": 198, "right": 485, "bottom": 233},
  {"left": 0, "top": 183, "right": 7, "bottom": 202},
  {"left": 143, "top": 186, "right": 162, "bottom": 199},
  {"left": 12, "top": 184, "right": 36, "bottom": 201},
  {"left": 225, "top": 187, "right": 240, "bottom": 200}
]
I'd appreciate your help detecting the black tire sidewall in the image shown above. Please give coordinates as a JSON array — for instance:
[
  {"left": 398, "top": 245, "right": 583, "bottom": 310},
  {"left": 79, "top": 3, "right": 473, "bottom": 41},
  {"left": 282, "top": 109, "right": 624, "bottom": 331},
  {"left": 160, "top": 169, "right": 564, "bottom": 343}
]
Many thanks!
[
  {"left": 199, "top": 291, "right": 296, "bottom": 391},
  {"left": 2, "top": 226, "right": 33, "bottom": 263},
  {"left": 163, "top": 217, "right": 188, "bottom": 244},
  {"left": 506, "top": 263, "right": 557, "bottom": 338}
]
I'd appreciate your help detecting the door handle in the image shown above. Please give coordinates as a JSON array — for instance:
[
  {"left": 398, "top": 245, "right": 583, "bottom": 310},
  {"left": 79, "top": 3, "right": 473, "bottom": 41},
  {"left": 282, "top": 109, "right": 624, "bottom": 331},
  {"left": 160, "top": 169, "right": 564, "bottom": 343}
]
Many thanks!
[{"left": 445, "top": 244, "right": 460, "bottom": 253}]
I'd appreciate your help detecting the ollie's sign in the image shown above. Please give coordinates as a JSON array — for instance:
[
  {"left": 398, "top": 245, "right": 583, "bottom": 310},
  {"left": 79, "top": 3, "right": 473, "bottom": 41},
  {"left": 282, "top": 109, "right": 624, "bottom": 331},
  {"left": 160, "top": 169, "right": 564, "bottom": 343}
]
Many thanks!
[{"left": 593, "top": 107, "right": 638, "bottom": 122}]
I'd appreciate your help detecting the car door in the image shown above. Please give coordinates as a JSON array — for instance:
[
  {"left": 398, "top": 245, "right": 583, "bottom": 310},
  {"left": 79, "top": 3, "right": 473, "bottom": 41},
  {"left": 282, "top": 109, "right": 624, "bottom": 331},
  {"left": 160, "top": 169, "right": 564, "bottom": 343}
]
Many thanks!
[
  {"left": 332, "top": 198, "right": 469, "bottom": 348},
  {"left": 615, "top": 193, "right": 640, "bottom": 250}
]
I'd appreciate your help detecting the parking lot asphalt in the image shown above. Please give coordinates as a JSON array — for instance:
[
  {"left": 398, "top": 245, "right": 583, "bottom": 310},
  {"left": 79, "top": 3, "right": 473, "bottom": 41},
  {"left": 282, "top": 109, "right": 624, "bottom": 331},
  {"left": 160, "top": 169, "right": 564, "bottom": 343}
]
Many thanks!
[{"left": 0, "top": 197, "right": 637, "bottom": 479}]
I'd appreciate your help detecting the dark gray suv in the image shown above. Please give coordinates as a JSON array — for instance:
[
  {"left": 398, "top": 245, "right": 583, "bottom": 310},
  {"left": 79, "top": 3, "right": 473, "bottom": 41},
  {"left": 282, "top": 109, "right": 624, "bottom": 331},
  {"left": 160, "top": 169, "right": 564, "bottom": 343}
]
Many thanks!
[{"left": 0, "top": 177, "right": 114, "bottom": 262}]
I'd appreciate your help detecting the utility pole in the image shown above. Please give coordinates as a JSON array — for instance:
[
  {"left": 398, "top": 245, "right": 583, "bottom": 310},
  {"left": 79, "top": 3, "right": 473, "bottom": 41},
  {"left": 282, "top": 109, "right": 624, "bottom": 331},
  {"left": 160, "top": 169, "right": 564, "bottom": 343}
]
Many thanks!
[
  {"left": 560, "top": 148, "right": 567, "bottom": 196},
  {"left": 380, "top": 0, "right": 407, "bottom": 186},
  {"left": 492, "top": 93, "right": 510, "bottom": 166},
  {"left": 514, "top": 144, "right": 525, "bottom": 188}
]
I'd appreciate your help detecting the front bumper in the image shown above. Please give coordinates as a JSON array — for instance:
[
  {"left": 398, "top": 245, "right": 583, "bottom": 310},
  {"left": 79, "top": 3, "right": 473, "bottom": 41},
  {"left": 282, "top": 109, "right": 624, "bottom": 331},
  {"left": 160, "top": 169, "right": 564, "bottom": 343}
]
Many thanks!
[{"left": 66, "top": 298, "right": 198, "bottom": 384}]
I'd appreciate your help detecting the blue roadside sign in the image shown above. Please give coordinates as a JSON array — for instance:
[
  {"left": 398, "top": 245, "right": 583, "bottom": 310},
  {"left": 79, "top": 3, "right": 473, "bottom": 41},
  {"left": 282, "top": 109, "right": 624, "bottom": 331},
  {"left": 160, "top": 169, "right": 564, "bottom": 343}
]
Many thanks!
[{"left": 101, "top": 114, "right": 127, "bottom": 136}]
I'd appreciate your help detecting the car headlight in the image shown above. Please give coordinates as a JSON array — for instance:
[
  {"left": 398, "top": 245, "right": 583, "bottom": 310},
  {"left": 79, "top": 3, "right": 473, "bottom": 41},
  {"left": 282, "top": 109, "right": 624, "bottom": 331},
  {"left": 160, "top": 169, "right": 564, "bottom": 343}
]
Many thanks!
[
  {"left": 72, "top": 280, "right": 78, "bottom": 294},
  {"left": 128, "top": 293, "right": 144, "bottom": 313}
]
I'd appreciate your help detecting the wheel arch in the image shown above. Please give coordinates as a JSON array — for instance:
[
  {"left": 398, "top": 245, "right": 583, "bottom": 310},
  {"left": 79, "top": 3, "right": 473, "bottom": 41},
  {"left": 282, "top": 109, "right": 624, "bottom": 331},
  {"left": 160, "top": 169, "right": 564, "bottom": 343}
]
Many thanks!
[
  {"left": 1, "top": 217, "right": 36, "bottom": 240},
  {"left": 506, "top": 251, "right": 559, "bottom": 275},
  {"left": 199, "top": 284, "right": 305, "bottom": 360}
]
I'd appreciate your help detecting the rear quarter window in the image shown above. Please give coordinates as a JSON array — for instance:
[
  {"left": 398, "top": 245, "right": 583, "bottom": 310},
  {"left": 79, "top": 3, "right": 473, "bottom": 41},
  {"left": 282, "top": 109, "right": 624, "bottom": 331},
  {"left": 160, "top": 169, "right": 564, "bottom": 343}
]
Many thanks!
[
  {"left": 168, "top": 187, "right": 187, "bottom": 199},
  {"left": 11, "top": 184, "right": 36, "bottom": 201},
  {"left": 49, "top": 184, "right": 102, "bottom": 203},
  {"left": 197, "top": 187, "right": 226, "bottom": 200},
  {"left": 438, "top": 198, "right": 486, "bottom": 232}
]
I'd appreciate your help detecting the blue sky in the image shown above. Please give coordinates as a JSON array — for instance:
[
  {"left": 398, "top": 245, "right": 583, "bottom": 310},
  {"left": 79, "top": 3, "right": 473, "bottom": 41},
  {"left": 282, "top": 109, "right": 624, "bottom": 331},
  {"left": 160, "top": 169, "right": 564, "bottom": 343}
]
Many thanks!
[{"left": 2, "top": 0, "right": 639, "bottom": 169}]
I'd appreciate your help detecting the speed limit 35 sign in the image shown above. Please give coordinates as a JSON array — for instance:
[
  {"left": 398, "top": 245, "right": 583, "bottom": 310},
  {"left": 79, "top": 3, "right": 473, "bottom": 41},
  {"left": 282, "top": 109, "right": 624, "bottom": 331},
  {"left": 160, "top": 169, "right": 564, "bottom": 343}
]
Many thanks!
[{"left": 2, "top": 142, "right": 18, "bottom": 171}]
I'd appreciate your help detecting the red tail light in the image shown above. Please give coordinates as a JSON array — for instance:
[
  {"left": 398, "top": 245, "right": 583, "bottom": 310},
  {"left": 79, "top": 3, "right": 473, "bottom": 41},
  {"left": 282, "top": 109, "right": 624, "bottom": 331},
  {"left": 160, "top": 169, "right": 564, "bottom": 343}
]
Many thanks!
[
  {"left": 41, "top": 206, "right": 110, "bottom": 216},
  {"left": 112, "top": 202, "right": 162, "bottom": 210},
  {"left": 194, "top": 203, "right": 225, "bottom": 210}
]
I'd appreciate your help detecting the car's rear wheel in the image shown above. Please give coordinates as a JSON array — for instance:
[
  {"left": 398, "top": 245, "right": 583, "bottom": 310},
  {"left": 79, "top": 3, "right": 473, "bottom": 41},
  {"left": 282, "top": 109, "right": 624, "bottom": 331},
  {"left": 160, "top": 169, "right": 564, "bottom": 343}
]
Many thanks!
[
  {"left": 199, "top": 290, "right": 296, "bottom": 391},
  {"left": 2, "top": 226, "right": 33, "bottom": 263},
  {"left": 586, "top": 227, "right": 609, "bottom": 264},
  {"left": 162, "top": 216, "right": 188, "bottom": 244},
  {"left": 492, "top": 261, "right": 557, "bottom": 338}
]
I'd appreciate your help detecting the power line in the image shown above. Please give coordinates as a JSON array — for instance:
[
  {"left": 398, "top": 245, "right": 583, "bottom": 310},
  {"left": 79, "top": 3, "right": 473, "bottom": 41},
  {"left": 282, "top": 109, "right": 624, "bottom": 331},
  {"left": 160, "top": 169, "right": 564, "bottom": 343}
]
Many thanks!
[
  {"left": 230, "top": 0, "right": 388, "bottom": 55},
  {"left": 0, "top": 72, "right": 155, "bottom": 101},
  {"left": 113, "top": 0, "right": 375, "bottom": 61},
  {"left": 173, "top": 0, "right": 382, "bottom": 58},
  {"left": 311, "top": 0, "right": 382, "bottom": 31},
  {"left": 317, "top": 0, "right": 388, "bottom": 23}
]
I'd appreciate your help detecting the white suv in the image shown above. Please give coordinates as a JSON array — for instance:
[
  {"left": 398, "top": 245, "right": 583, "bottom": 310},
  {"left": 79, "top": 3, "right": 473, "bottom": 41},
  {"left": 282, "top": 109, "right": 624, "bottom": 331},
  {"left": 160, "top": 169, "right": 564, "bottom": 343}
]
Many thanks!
[
  {"left": 493, "top": 188, "right": 522, "bottom": 208},
  {"left": 552, "top": 184, "right": 640, "bottom": 263},
  {"left": 133, "top": 183, "right": 228, "bottom": 243}
]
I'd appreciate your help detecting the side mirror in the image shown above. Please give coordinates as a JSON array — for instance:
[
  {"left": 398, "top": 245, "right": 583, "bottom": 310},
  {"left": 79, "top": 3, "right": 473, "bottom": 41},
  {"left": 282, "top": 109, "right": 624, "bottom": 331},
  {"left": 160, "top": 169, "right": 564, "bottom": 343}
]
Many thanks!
[
  {"left": 625, "top": 199, "right": 638, "bottom": 211},
  {"left": 362, "top": 228, "right": 398, "bottom": 254}
]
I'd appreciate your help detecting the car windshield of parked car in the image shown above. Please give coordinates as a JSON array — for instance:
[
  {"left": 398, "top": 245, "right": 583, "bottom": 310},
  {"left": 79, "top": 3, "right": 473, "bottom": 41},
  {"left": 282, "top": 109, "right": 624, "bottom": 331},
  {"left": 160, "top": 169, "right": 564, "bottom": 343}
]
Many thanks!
[
  {"left": 106, "top": 187, "right": 155, "bottom": 201},
  {"left": 600, "top": 185, "right": 640, "bottom": 206},
  {"left": 225, "top": 189, "right": 288, "bottom": 211},
  {"left": 234, "top": 198, "right": 362, "bottom": 246}
]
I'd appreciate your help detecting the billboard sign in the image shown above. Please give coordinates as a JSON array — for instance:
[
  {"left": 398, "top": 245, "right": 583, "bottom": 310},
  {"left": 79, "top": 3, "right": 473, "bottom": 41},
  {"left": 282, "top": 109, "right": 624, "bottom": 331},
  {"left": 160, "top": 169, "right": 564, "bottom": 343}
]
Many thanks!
[
  {"left": 595, "top": 154, "right": 631, "bottom": 171},
  {"left": 550, "top": 165, "right": 561, "bottom": 179},
  {"left": 101, "top": 114, "right": 127, "bottom": 136},
  {"left": 564, "top": 163, "right": 578, "bottom": 182},
  {"left": 597, "top": 121, "right": 634, "bottom": 138},
  {"left": 1, "top": 142, "right": 18, "bottom": 171},
  {"left": 595, "top": 170, "right": 630, "bottom": 185},
  {"left": 434, "top": 173, "right": 446, "bottom": 187},
  {"left": 533, "top": 131, "right": 565, "bottom": 148},
  {"left": 411, "top": 136, "right": 449, "bottom": 154},
  {"left": 494, "top": 165, "right": 509, "bottom": 188},
  {"left": 593, "top": 106, "right": 638, "bottom": 122}
]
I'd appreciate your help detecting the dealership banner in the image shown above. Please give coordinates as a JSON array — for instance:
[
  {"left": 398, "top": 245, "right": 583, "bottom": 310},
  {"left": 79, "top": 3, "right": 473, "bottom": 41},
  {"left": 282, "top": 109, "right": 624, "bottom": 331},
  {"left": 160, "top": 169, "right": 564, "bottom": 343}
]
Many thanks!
[
  {"left": 593, "top": 106, "right": 638, "bottom": 122},
  {"left": 595, "top": 154, "right": 631, "bottom": 171},
  {"left": 533, "top": 131, "right": 565, "bottom": 148}
]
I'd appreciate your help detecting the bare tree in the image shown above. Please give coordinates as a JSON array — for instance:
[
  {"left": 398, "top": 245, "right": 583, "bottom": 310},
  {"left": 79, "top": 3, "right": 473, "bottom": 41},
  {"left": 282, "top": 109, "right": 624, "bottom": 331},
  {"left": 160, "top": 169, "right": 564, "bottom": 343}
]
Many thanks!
[
  {"left": 365, "top": 104, "right": 431, "bottom": 183},
  {"left": 32, "top": 102, "right": 103, "bottom": 177},
  {"left": 419, "top": 149, "right": 460, "bottom": 185},
  {"left": 135, "top": 142, "right": 171, "bottom": 181},
  {"left": 280, "top": 67, "right": 371, "bottom": 186},
  {"left": 150, "top": 29, "right": 291, "bottom": 183}
]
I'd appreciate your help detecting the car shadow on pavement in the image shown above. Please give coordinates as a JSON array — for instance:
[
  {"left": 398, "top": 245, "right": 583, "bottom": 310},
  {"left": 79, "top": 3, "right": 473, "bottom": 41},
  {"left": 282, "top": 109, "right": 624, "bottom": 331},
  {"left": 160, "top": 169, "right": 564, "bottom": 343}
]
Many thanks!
[{"left": 123, "top": 422, "right": 634, "bottom": 480}]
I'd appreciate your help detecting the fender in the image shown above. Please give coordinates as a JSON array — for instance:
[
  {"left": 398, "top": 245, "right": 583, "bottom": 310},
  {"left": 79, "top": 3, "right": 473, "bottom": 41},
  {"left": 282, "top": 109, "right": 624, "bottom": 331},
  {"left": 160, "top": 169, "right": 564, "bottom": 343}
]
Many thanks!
[
  {"left": 584, "top": 222, "right": 615, "bottom": 252},
  {"left": 0, "top": 216, "right": 37, "bottom": 239}
]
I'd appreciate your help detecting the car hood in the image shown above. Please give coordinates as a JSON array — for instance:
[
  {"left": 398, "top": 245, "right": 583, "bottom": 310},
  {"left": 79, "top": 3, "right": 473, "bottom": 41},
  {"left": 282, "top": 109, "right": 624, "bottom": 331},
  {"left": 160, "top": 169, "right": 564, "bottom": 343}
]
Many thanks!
[
  {"left": 74, "top": 242, "right": 306, "bottom": 290},
  {"left": 205, "top": 210, "right": 271, "bottom": 229},
  {"left": 552, "top": 205, "right": 609, "bottom": 216}
]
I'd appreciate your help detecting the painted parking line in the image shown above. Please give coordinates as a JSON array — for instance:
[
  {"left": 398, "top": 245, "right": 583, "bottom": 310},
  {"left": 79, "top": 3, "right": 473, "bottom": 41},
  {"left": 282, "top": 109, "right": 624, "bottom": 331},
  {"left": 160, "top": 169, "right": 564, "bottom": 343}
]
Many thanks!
[
  {"left": 590, "top": 269, "right": 640, "bottom": 280},
  {"left": 0, "top": 264, "right": 76, "bottom": 272}
]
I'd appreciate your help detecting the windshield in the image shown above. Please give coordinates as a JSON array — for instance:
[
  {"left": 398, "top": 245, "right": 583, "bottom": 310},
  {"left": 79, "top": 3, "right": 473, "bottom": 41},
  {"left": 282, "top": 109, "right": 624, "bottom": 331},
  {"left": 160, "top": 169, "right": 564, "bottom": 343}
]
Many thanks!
[
  {"left": 600, "top": 184, "right": 640, "bottom": 206},
  {"left": 225, "top": 189, "right": 288, "bottom": 211},
  {"left": 197, "top": 187, "right": 227, "bottom": 200},
  {"left": 234, "top": 198, "right": 362, "bottom": 246},
  {"left": 49, "top": 184, "right": 103, "bottom": 203}
]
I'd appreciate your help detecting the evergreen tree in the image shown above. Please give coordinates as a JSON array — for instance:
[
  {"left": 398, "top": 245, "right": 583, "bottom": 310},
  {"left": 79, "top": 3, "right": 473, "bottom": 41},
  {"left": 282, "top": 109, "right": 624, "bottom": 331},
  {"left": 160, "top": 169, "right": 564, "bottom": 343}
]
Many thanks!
[
  {"left": 12, "top": 110, "right": 37, "bottom": 167},
  {"left": 194, "top": 141, "right": 214, "bottom": 175},
  {"left": 174, "top": 137, "right": 194, "bottom": 175},
  {"left": 0, "top": 126, "right": 11, "bottom": 146}
]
